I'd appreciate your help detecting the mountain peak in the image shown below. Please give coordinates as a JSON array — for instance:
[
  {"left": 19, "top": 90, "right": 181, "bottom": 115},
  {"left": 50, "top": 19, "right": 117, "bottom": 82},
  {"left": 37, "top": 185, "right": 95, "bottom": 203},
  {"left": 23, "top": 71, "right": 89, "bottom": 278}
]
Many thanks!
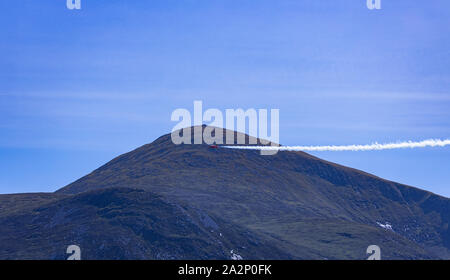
[
  {"left": 7, "top": 127, "right": 448, "bottom": 259},
  {"left": 155, "top": 125, "right": 278, "bottom": 147}
]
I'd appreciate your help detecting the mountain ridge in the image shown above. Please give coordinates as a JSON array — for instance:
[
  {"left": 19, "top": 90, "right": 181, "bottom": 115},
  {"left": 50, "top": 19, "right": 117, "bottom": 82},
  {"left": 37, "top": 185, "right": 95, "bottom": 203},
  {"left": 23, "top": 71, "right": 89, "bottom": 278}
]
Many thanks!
[{"left": 1, "top": 126, "right": 449, "bottom": 259}]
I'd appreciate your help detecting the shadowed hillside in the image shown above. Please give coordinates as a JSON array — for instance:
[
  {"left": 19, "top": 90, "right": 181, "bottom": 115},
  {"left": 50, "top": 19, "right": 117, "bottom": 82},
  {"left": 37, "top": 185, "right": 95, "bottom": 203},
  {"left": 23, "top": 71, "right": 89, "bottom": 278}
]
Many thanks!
[{"left": 1, "top": 126, "right": 449, "bottom": 259}]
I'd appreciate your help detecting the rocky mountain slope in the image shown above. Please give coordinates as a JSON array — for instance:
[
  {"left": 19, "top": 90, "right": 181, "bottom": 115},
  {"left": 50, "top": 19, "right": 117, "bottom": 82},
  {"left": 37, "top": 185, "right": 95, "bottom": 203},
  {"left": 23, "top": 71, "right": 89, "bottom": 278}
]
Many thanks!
[{"left": 1, "top": 126, "right": 449, "bottom": 259}]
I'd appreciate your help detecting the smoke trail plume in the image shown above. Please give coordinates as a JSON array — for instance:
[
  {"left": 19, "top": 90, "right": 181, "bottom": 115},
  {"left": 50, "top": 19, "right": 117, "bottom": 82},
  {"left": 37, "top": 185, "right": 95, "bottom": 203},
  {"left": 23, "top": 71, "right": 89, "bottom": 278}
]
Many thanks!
[{"left": 224, "top": 139, "right": 450, "bottom": 152}]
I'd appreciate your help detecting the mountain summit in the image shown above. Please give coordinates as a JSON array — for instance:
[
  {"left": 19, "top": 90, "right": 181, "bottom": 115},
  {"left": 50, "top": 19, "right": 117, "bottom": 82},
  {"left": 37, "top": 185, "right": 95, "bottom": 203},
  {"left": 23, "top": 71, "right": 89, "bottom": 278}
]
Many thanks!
[{"left": 1, "top": 126, "right": 449, "bottom": 259}]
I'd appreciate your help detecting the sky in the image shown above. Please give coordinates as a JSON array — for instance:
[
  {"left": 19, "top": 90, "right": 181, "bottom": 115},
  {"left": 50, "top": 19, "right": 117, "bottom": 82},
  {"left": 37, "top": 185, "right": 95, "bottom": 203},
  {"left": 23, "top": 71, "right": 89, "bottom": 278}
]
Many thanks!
[{"left": 1, "top": 0, "right": 449, "bottom": 196}]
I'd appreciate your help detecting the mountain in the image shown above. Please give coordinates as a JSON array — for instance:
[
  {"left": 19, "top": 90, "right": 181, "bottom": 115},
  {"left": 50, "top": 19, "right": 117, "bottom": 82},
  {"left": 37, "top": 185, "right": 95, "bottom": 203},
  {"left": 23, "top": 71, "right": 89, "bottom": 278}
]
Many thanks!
[{"left": 0, "top": 126, "right": 449, "bottom": 259}]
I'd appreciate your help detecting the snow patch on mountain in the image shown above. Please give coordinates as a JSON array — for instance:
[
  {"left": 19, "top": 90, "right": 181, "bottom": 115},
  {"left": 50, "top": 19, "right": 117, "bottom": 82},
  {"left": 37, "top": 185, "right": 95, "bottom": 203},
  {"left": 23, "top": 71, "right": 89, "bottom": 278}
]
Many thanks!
[
  {"left": 230, "top": 250, "right": 243, "bottom": 260},
  {"left": 377, "top": 222, "right": 393, "bottom": 231}
]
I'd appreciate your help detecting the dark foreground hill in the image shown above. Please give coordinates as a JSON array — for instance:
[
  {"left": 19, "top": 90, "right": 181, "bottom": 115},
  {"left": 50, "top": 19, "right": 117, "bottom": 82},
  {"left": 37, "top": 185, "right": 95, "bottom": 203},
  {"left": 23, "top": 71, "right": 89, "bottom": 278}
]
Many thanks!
[{"left": 1, "top": 126, "right": 449, "bottom": 259}]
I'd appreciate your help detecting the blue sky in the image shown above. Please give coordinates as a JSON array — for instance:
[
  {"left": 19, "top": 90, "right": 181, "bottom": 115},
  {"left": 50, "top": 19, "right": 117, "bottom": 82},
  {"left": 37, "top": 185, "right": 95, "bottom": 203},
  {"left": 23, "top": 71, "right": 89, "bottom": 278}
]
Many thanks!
[{"left": 1, "top": 0, "right": 449, "bottom": 196}]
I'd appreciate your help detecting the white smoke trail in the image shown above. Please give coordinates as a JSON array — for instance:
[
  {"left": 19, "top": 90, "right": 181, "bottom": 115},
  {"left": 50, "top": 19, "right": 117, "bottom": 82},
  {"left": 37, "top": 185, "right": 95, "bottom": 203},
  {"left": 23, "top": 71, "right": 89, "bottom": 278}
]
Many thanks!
[{"left": 224, "top": 139, "right": 450, "bottom": 152}]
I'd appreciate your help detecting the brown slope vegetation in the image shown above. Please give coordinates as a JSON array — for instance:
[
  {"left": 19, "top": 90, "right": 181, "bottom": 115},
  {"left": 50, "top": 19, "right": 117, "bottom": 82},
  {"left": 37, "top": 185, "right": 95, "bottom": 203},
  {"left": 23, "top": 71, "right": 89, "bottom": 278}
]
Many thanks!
[{"left": 50, "top": 126, "right": 450, "bottom": 259}]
